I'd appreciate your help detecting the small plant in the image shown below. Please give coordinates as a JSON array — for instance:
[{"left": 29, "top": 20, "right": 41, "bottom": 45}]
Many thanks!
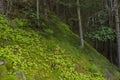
[
  {"left": 87, "top": 27, "right": 116, "bottom": 42},
  {"left": 3, "top": 75, "right": 18, "bottom": 80},
  {"left": 44, "top": 28, "right": 54, "bottom": 34},
  {"left": 13, "top": 18, "right": 31, "bottom": 27}
]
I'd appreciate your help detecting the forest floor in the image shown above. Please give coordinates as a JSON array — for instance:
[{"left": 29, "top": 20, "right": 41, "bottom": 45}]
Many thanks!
[{"left": 0, "top": 14, "right": 120, "bottom": 80}]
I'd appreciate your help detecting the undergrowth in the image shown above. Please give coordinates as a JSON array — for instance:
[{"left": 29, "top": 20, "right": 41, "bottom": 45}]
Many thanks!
[{"left": 0, "top": 14, "right": 119, "bottom": 80}]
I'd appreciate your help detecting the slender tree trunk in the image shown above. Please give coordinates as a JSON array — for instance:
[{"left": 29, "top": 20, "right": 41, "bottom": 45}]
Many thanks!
[
  {"left": 109, "top": 0, "right": 114, "bottom": 64},
  {"left": 114, "top": 0, "right": 120, "bottom": 67},
  {"left": 109, "top": 40, "right": 113, "bottom": 63},
  {"left": 37, "top": 0, "right": 40, "bottom": 27},
  {"left": 44, "top": 0, "right": 48, "bottom": 20},
  {"left": 77, "top": 0, "right": 84, "bottom": 47},
  {"left": 106, "top": 0, "right": 113, "bottom": 63},
  {"left": 5, "top": 0, "right": 12, "bottom": 16},
  {"left": 0, "top": 0, "right": 4, "bottom": 14}
]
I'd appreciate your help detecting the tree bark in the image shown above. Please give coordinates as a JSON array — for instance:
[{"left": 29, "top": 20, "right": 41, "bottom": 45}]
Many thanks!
[
  {"left": 114, "top": 0, "right": 120, "bottom": 67},
  {"left": 37, "top": 0, "right": 40, "bottom": 27},
  {"left": 0, "top": 0, "right": 5, "bottom": 14},
  {"left": 77, "top": 0, "right": 84, "bottom": 47},
  {"left": 43, "top": 0, "right": 48, "bottom": 20}
]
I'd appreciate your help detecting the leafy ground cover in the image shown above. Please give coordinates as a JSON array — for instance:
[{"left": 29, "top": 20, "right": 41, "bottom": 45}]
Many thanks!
[{"left": 0, "top": 14, "right": 120, "bottom": 80}]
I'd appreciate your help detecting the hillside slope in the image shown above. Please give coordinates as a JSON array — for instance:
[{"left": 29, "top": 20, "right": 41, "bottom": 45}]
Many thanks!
[{"left": 0, "top": 14, "right": 120, "bottom": 80}]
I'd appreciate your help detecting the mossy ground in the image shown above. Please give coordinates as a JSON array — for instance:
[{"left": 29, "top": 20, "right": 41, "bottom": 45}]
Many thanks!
[{"left": 0, "top": 14, "right": 120, "bottom": 80}]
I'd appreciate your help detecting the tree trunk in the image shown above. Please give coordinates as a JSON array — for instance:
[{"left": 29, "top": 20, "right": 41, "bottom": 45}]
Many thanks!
[
  {"left": 37, "top": 0, "right": 40, "bottom": 27},
  {"left": 6, "top": 0, "right": 12, "bottom": 16},
  {"left": 109, "top": 40, "right": 113, "bottom": 63},
  {"left": 77, "top": 0, "right": 84, "bottom": 47},
  {"left": 43, "top": 0, "right": 48, "bottom": 20},
  {"left": 114, "top": 0, "right": 120, "bottom": 67},
  {"left": 0, "top": 0, "right": 5, "bottom": 14}
]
